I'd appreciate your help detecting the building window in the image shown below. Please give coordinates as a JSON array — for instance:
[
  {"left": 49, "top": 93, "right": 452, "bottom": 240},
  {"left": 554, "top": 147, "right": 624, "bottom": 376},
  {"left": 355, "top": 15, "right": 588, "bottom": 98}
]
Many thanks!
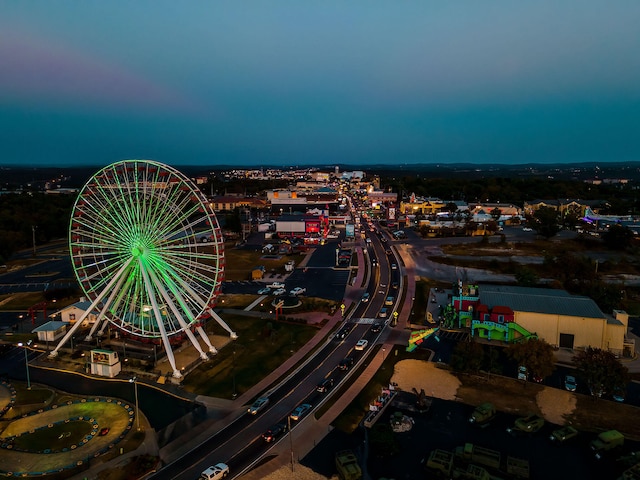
[
  {"left": 483, "top": 313, "right": 490, "bottom": 321},
  {"left": 69, "top": 313, "right": 76, "bottom": 321},
  {"left": 498, "top": 315, "right": 504, "bottom": 323}
]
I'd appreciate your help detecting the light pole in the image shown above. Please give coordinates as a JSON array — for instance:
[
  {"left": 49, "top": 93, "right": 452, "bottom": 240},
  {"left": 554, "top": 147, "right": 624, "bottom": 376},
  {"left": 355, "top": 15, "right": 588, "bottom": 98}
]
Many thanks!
[
  {"left": 288, "top": 415, "right": 294, "bottom": 472},
  {"left": 231, "top": 350, "right": 237, "bottom": 399},
  {"left": 129, "top": 376, "right": 140, "bottom": 431},
  {"left": 17, "top": 341, "right": 32, "bottom": 389}
]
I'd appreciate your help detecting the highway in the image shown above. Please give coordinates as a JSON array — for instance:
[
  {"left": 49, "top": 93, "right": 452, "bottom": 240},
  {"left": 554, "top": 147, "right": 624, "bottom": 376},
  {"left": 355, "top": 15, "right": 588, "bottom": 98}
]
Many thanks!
[{"left": 154, "top": 221, "right": 400, "bottom": 479}]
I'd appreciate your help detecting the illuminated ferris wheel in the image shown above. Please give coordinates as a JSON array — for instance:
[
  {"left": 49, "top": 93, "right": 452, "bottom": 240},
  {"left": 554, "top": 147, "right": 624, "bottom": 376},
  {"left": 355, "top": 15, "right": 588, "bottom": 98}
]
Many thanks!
[{"left": 50, "top": 159, "right": 236, "bottom": 378}]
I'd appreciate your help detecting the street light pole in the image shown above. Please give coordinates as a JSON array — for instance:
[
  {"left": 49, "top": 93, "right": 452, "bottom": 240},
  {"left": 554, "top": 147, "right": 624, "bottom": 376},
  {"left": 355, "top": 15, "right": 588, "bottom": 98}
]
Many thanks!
[
  {"left": 232, "top": 350, "right": 237, "bottom": 399},
  {"left": 18, "top": 341, "right": 32, "bottom": 389},
  {"left": 129, "top": 376, "right": 140, "bottom": 431},
  {"left": 288, "top": 415, "right": 294, "bottom": 472}
]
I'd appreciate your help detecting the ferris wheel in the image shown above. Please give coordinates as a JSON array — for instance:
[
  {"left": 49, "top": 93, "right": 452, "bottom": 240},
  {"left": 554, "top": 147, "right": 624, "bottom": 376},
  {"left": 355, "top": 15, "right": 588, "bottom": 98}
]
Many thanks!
[{"left": 50, "top": 159, "right": 236, "bottom": 378}]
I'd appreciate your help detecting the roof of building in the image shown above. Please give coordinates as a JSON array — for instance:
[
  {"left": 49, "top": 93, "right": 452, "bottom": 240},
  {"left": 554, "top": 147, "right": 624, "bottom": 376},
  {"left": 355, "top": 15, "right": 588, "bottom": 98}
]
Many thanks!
[
  {"left": 478, "top": 284, "right": 606, "bottom": 319},
  {"left": 32, "top": 321, "right": 67, "bottom": 332}
]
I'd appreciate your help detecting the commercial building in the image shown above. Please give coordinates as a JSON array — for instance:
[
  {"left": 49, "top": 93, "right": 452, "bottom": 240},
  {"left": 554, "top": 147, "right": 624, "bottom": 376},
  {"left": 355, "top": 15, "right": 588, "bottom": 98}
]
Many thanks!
[{"left": 451, "top": 284, "right": 633, "bottom": 357}]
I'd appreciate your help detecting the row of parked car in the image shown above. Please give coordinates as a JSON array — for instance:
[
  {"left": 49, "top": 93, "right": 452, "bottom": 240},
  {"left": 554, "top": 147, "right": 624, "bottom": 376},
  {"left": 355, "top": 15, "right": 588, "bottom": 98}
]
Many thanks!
[{"left": 257, "top": 283, "right": 306, "bottom": 297}]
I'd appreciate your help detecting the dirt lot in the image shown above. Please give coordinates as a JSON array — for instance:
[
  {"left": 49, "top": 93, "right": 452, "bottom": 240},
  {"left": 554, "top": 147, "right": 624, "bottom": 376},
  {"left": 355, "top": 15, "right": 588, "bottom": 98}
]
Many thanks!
[{"left": 391, "top": 359, "right": 640, "bottom": 439}]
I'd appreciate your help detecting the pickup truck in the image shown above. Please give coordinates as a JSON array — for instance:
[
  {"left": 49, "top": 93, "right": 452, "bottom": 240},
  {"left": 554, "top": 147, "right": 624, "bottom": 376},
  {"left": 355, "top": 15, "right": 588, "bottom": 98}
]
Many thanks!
[
  {"left": 267, "top": 282, "right": 285, "bottom": 289},
  {"left": 591, "top": 430, "right": 624, "bottom": 459}
]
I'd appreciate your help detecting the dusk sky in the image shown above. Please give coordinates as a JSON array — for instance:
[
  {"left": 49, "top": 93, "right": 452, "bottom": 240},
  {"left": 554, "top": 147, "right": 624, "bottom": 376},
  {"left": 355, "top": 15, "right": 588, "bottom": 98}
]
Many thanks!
[{"left": 1, "top": 2, "right": 639, "bottom": 167}]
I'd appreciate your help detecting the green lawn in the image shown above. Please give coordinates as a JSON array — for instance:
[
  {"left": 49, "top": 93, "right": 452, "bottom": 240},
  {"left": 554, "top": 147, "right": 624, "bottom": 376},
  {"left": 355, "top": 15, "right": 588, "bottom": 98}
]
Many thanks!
[
  {"left": 11, "top": 420, "right": 92, "bottom": 453},
  {"left": 181, "top": 314, "right": 319, "bottom": 398}
]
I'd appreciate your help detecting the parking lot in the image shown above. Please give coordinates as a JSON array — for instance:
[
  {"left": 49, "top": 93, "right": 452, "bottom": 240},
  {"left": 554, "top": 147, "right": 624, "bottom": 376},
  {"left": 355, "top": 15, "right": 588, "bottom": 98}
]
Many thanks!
[{"left": 301, "top": 391, "right": 640, "bottom": 480}]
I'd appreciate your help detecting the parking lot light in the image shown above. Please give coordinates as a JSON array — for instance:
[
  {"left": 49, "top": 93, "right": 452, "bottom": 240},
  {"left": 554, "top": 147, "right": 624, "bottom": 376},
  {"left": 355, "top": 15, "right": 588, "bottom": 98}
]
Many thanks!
[{"left": 17, "top": 340, "right": 32, "bottom": 389}]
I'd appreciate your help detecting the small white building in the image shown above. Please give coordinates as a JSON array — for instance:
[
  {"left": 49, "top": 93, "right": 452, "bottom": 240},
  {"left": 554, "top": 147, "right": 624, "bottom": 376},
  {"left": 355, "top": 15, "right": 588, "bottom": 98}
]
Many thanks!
[
  {"left": 32, "top": 321, "right": 67, "bottom": 343},
  {"left": 54, "top": 299, "right": 99, "bottom": 326},
  {"left": 89, "top": 349, "right": 122, "bottom": 378}
]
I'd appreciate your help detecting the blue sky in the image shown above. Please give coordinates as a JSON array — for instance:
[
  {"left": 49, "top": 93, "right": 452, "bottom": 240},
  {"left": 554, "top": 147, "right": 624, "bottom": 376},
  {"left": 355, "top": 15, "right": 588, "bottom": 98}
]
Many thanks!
[{"left": 1, "top": 2, "right": 639, "bottom": 167}]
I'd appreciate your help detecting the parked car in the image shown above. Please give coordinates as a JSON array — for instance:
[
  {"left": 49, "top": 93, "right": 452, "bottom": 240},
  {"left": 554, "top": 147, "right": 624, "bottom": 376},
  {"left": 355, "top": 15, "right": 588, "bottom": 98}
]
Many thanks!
[
  {"left": 522, "top": 227, "right": 533, "bottom": 232},
  {"left": 338, "top": 357, "right": 355, "bottom": 371},
  {"left": 200, "top": 463, "right": 229, "bottom": 480},
  {"left": 273, "top": 288, "right": 286, "bottom": 296},
  {"left": 612, "top": 387, "right": 626, "bottom": 402},
  {"left": 517, "top": 366, "right": 528, "bottom": 381},
  {"left": 564, "top": 375, "right": 577, "bottom": 392},
  {"left": 355, "top": 339, "right": 368, "bottom": 351},
  {"left": 289, "top": 287, "right": 306, "bottom": 296},
  {"left": 317, "top": 377, "right": 335, "bottom": 393},
  {"left": 469, "top": 402, "right": 496, "bottom": 426},
  {"left": 267, "top": 282, "right": 285, "bottom": 289},
  {"left": 507, "top": 414, "right": 544, "bottom": 435},
  {"left": 262, "top": 423, "right": 288, "bottom": 442},
  {"left": 257, "top": 287, "right": 271, "bottom": 295},
  {"left": 247, "top": 396, "right": 270, "bottom": 415},
  {"left": 290, "top": 403, "right": 312, "bottom": 421},
  {"left": 550, "top": 425, "right": 579, "bottom": 442}
]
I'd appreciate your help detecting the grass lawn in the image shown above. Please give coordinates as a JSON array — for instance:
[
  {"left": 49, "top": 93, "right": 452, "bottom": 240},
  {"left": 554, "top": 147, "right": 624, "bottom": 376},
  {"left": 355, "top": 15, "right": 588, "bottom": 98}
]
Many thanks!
[
  {"left": 14, "top": 385, "right": 53, "bottom": 406},
  {"left": 181, "top": 313, "right": 319, "bottom": 398},
  {"left": 12, "top": 420, "right": 93, "bottom": 452}
]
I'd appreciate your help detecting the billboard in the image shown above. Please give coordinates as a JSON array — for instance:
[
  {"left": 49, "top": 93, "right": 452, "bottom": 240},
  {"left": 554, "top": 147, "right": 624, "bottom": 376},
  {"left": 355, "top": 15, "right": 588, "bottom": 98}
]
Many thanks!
[{"left": 346, "top": 224, "right": 355, "bottom": 238}]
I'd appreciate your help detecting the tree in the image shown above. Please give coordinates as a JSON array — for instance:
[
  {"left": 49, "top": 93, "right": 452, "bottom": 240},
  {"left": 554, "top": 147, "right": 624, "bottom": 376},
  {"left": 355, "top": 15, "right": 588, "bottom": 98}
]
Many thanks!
[
  {"left": 531, "top": 206, "right": 560, "bottom": 239},
  {"left": 490, "top": 207, "right": 502, "bottom": 221},
  {"left": 450, "top": 340, "right": 484, "bottom": 373},
  {"left": 506, "top": 338, "right": 555, "bottom": 382},
  {"left": 602, "top": 224, "right": 634, "bottom": 250},
  {"left": 573, "top": 347, "right": 629, "bottom": 398},
  {"left": 515, "top": 266, "right": 539, "bottom": 287}
]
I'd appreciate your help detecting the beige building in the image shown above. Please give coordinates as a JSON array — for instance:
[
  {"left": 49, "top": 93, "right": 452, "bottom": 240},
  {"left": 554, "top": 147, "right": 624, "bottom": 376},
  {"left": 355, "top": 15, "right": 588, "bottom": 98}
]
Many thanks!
[{"left": 473, "top": 285, "right": 633, "bottom": 357}]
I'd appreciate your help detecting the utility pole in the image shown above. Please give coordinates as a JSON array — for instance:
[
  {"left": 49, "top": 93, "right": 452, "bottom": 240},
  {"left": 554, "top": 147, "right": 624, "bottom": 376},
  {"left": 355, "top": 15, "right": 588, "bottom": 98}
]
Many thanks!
[{"left": 31, "top": 225, "right": 37, "bottom": 256}]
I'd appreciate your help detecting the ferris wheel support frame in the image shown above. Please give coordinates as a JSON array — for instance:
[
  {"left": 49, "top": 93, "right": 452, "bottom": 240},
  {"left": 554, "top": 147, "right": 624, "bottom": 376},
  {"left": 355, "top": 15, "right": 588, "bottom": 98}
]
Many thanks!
[{"left": 49, "top": 259, "right": 134, "bottom": 358}]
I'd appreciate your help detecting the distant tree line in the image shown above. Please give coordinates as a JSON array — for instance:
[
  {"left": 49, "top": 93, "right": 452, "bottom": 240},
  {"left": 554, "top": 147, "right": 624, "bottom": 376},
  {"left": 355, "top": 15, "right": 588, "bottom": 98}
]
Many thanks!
[
  {"left": 0, "top": 193, "right": 75, "bottom": 263},
  {"left": 381, "top": 176, "right": 640, "bottom": 216}
]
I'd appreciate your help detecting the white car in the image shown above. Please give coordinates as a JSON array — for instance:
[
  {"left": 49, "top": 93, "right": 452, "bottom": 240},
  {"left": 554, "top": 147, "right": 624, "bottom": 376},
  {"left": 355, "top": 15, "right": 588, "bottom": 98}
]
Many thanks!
[
  {"left": 200, "top": 463, "right": 229, "bottom": 480},
  {"left": 522, "top": 227, "right": 533, "bottom": 232},
  {"left": 273, "top": 288, "right": 286, "bottom": 296},
  {"left": 355, "top": 339, "right": 368, "bottom": 350},
  {"left": 267, "top": 282, "right": 285, "bottom": 289},
  {"left": 290, "top": 287, "right": 306, "bottom": 296},
  {"left": 247, "top": 396, "right": 270, "bottom": 415}
]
